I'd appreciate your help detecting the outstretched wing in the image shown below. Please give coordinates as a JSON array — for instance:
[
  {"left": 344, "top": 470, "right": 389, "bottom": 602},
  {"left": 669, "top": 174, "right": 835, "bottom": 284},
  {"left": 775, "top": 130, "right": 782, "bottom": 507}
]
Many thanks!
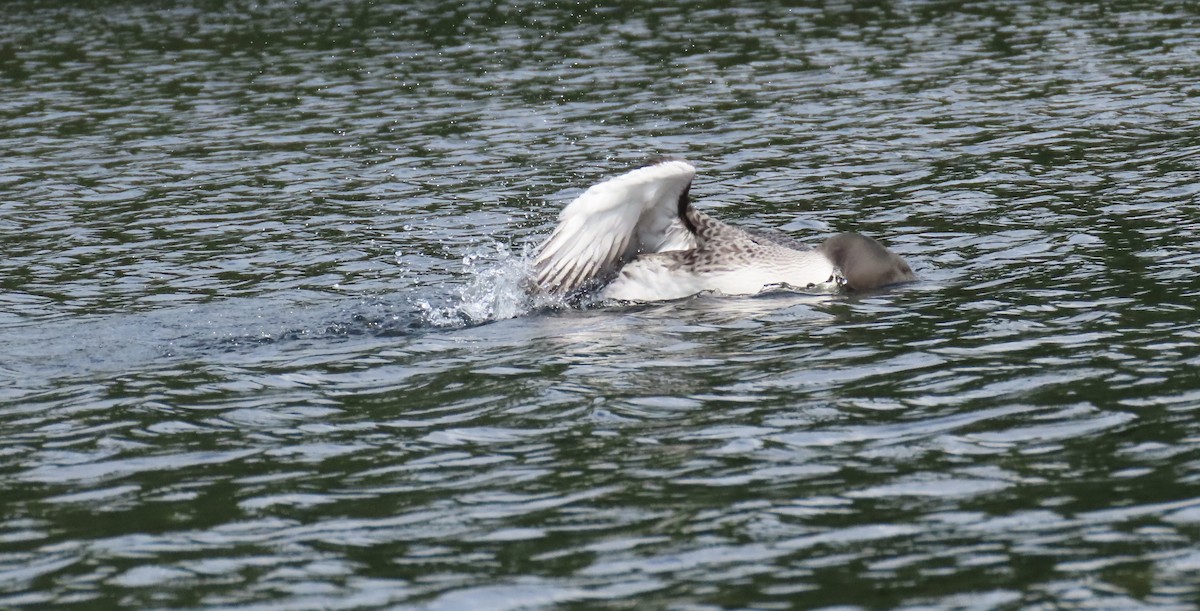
[{"left": 535, "top": 160, "right": 697, "bottom": 295}]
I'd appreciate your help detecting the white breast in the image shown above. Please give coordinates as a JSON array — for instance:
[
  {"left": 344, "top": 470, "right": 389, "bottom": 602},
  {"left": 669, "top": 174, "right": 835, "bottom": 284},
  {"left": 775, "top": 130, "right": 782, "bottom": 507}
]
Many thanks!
[{"left": 601, "top": 250, "right": 838, "bottom": 302}]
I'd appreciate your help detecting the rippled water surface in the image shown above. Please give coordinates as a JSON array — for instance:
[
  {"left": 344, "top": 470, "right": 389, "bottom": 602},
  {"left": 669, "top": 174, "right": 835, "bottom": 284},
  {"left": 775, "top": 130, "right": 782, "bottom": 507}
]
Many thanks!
[{"left": 4, "top": 0, "right": 1200, "bottom": 608}]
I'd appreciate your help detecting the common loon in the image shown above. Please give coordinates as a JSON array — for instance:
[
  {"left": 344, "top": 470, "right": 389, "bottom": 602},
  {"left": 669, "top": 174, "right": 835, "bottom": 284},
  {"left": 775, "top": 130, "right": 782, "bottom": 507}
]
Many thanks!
[{"left": 534, "top": 159, "right": 915, "bottom": 302}]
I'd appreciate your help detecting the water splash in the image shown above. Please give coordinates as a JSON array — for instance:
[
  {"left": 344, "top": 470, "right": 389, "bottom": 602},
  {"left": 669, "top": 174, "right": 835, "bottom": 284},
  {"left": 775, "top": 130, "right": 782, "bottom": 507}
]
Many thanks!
[{"left": 417, "top": 241, "right": 562, "bottom": 327}]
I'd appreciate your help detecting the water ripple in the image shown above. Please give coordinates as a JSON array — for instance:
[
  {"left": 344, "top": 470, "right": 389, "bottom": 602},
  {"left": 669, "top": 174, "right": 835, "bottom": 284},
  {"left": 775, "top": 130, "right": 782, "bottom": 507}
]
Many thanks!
[{"left": 4, "top": 0, "right": 1200, "bottom": 608}]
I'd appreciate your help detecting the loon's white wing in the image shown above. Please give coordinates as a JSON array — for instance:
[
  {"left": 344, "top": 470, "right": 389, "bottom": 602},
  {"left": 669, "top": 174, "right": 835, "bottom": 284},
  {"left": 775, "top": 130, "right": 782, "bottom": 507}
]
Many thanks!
[{"left": 535, "top": 160, "right": 697, "bottom": 294}]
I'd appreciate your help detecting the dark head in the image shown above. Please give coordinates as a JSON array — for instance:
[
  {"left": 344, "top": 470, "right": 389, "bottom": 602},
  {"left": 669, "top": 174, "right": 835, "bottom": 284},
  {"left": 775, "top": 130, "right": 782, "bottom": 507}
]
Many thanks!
[{"left": 817, "top": 233, "right": 915, "bottom": 290}]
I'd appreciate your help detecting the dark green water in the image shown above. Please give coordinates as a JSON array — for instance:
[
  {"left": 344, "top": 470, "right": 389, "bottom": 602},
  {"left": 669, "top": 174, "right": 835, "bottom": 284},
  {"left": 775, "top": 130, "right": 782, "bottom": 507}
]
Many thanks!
[{"left": 4, "top": 0, "right": 1200, "bottom": 608}]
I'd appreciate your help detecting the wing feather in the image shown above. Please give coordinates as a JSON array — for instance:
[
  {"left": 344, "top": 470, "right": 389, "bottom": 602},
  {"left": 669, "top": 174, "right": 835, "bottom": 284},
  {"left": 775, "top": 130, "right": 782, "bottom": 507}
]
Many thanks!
[{"left": 534, "top": 160, "right": 697, "bottom": 294}]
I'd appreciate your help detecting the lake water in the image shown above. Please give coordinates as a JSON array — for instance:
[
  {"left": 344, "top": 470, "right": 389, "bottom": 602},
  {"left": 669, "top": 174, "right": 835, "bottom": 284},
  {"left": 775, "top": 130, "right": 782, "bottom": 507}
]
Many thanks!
[{"left": 3, "top": 0, "right": 1200, "bottom": 608}]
